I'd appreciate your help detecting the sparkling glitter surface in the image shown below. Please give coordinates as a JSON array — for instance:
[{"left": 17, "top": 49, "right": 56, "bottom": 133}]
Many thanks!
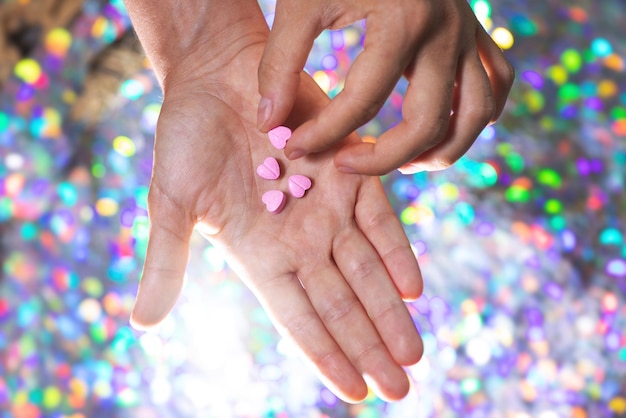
[{"left": 1, "top": 0, "right": 625, "bottom": 417}]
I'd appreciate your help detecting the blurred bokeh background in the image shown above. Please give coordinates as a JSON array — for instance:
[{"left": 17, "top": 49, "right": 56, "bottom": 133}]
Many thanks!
[{"left": 1, "top": 0, "right": 625, "bottom": 417}]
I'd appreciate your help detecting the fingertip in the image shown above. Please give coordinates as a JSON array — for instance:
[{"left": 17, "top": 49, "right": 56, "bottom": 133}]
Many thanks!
[
  {"left": 364, "top": 369, "right": 411, "bottom": 402},
  {"left": 129, "top": 272, "right": 184, "bottom": 331},
  {"left": 396, "top": 254, "right": 424, "bottom": 304},
  {"left": 386, "top": 303, "right": 423, "bottom": 368},
  {"left": 129, "top": 311, "right": 157, "bottom": 332},
  {"left": 399, "top": 281, "right": 423, "bottom": 303},
  {"left": 315, "top": 358, "right": 371, "bottom": 404},
  {"left": 286, "top": 148, "right": 306, "bottom": 160},
  {"left": 129, "top": 297, "right": 170, "bottom": 331},
  {"left": 400, "top": 258, "right": 424, "bottom": 303},
  {"left": 399, "top": 332, "right": 424, "bottom": 367},
  {"left": 128, "top": 300, "right": 169, "bottom": 332},
  {"left": 397, "top": 163, "right": 425, "bottom": 175},
  {"left": 332, "top": 381, "right": 369, "bottom": 404},
  {"left": 346, "top": 390, "right": 369, "bottom": 404},
  {"left": 335, "top": 142, "right": 391, "bottom": 176}
]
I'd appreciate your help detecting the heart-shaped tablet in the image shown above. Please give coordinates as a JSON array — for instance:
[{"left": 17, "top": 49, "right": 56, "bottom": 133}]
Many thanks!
[
  {"left": 256, "top": 157, "right": 280, "bottom": 180},
  {"left": 268, "top": 126, "right": 292, "bottom": 150},
  {"left": 262, "top": 190, "right": 286, "bottom": 213},
  {"left": 288, "top": 175, "right": 312, "bottom": 198}
]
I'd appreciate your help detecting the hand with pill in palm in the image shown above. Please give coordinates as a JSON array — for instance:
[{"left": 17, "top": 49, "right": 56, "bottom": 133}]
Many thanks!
[
  {"left": 257, "top": 0, "right": 515, "bottom": 175},
  {"left": 125, "top": 0, "right": 423, "bottom": 403}
]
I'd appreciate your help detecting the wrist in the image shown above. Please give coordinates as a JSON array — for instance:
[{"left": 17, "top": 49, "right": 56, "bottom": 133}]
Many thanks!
[{"left": 124, "top": 0, "right": 268, "bottom": 89}]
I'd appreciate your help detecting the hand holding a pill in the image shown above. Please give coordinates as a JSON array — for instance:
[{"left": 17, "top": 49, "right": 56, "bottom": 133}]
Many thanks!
[
  {"left": 125, "top": 0, "right": 424, "bottom": 402},
  {"left": 257, "top": 0, "right": 515, "bottom": 175}
]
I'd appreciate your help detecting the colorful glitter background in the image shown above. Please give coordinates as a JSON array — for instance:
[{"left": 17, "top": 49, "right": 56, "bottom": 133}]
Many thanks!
[{"left": 1, "top": 0, "right": 625, "bottom": 417}]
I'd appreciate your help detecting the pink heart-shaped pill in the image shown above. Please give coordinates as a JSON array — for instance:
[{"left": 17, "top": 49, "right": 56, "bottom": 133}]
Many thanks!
[
  {"left": 262, "top": 190, "right": 286, "bottom": 213},
  {"left": 268, "top": 126, "right": 292, "bottom": 150},
  {"left": 288, "top": 175, "right": 312, "bottom": 198},
  {"left": 256, "top": 157, "right": 280, "bottom": 180}
]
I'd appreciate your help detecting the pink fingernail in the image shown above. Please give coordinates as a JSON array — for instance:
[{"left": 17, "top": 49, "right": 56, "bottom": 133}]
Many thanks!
[
  {"left": 287, "top": 148, "right": 306, "bottom": 160},
  {"left": 257, "top": 97, "right": 273, "bottom": 130},
  {"left": 398, "top": 163, "right": 425, "bottom": 175}
]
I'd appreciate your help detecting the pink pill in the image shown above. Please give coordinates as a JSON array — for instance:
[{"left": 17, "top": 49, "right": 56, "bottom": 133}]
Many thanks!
[
  {"left": 288, "top": 175, "right": 312, "bottom": 198},
  {"left": 262, "top": 190, "right": 286, "bottom": 213},
  {"left": 256, "top": 157, "right": 280, "bottom": 180},
  {"left": 268, "top": 126, "right": 292, "bottom": 150}
]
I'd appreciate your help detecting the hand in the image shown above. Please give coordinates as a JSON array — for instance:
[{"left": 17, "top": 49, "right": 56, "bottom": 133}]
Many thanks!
[
  {"left": 130, "top": 42, "right": 424, "bottom": 401},
  {"left": 257, "top": 0, "right": 515, "bottom": 175}
]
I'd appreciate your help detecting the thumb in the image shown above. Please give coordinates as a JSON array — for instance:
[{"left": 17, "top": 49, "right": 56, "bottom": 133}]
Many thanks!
[
  {"left": 257, "top": 1, "right": 322, "bottom": 131},
  {"left": 130, "top": 187, "right": 194, "bottom": 330}
]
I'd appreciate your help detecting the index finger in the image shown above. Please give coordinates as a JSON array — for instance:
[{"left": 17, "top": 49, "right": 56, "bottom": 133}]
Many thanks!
[{"left": 284, "top": 8, "right": 423, "bottom": 160}]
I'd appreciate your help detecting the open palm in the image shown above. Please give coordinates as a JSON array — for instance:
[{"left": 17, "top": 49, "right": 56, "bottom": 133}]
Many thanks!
[{"left": 131, "top": 45, "right": 423, "bottom": 402}]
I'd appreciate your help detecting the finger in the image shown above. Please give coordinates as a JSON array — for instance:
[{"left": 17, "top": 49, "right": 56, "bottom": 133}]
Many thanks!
[
  {"left": 284, "top": 12, "right": 415, "bottom": 161},
  {"left": 253, "top": 271, "right": 368, "bottom": 403},
  {"left": 400, "top": 46, "right": 495, "bottom": 173},
  {"left": 332, "top": 224, "right": 422, "bottom": 368},
  {"left": 476, "top": 26, "right": 515, "bottom": 122},
  {"left": 299, "top": 261, "right": 411, "bottom": 401},
  {"left": 257, "top": 1, "right": 323, "bottom": 132},
  {"left": 130, "top": 185, "right": 195, "bottom": 330},
  {"left": 355, "top": 178, "right": 423, "bottom": 301},
  {"left": 333, "top": 36, "right": 459, "bottom": 175}
]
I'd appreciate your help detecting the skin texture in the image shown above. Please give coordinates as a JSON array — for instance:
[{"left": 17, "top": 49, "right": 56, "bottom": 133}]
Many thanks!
[
  {"left": 124, "top": 0, "right": 423, "bottom": 403},
  {"left": 257, "top": 0, "right": 515, "bottom": 175}
]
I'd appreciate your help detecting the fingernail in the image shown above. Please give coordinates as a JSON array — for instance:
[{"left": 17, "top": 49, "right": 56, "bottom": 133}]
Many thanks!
[
  {"left": 337, "top": 165, "right": 357, "bottom": 174},
  {"left": 287, "top": 148, "right": 306, "bottom": 160},
  {"left": 257, "top": 96, "right": 272, "bottom": 130},
  {"left": 129, "top": 313, "right": 148, "bottom": 332},
  {"left": 398, "top": 164, "right": 424, "bottom": 175}
]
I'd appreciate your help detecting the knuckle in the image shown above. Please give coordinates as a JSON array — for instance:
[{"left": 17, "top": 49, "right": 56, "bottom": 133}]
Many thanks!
[
  {"left": 417, "top": 1, "right": 444, "bottom": 33},
  {"left": 392, "top": 2, "right": 435, "bottom": 39},
  {"left": 342, "top": 90, "right": 381, "bottom": 126},
  {"left": 311, "top": 346, "right": 344, "bottom": 371},
  {"left": 321, "top": 3, "right": 351, "bottom": 28},
  {"left": 408, "top": 114, "right": 450, "bottom": 151},
  {"left": 364, "top": 211, "right": 396, "bottom": 236},
  {"left": 259, "top": 51, "right": 292, "bottom": 80},
  {"left": 259, "top": 41, "right": 305, "bottom": 80},
  {"left": 371, "top": 299, "right": 406, "bottom": 323},
  {"left": 158, "top": 217, "right": 189, "bottom": 244},
  {"left": 348, "top": 257, "right": 379, "bottom": 283},
  {"left": 354, "top": 339, "right": 386, "bottom": 366},
  {"left": 146, "top": 181, "right": 166, "bottom": 207},
  {"left": 443, "top": 8, "right": 465, "bottom": 39},
  {"left": 408, "top": 0, "right": 437, "bottom": 23},
  {"left": 469, "top": 98, "right": 497, "bottom": 126},
  {"left": 285, "top": 310, "right": 319, "bottom": 339},
  {"left": 381, "top": 243, "right": 412, "bottom": 264},
  {"left": 147, "top": 183, "right": 187, "bottom": 222},
  {"left": 320, "top": 295, "right": 359, "bottom": 324}
]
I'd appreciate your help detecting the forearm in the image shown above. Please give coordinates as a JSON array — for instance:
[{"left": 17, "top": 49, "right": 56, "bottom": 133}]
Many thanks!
[{"left": 123, "top": 0, "right": 267, "bottom": 88}]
